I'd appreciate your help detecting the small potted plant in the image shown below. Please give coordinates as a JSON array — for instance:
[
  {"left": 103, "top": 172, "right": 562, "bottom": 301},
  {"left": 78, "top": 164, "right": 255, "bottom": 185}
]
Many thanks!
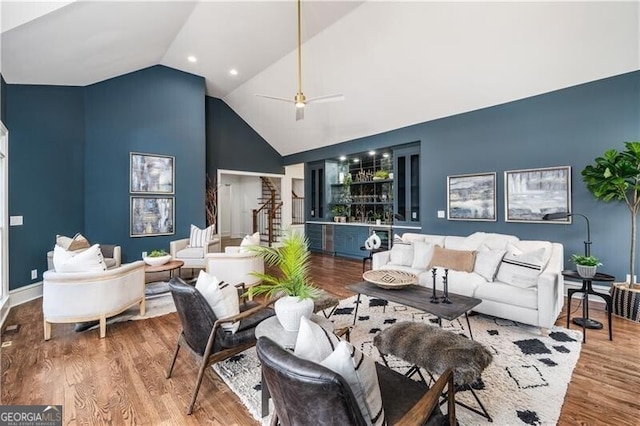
[
  {"left": 571, "top": 254, "right": 602, "bottom": 278},
  {"left": 331, "top": 204, "right": 348, "bottom": 223},
  {"left": 143, "top": 249, "right": 171, "bottom": 266},
  {"left": 247, "top": 231, "right": 321, "bottom": 331},
  {"left": 373, "top": 170, "right": 390, "bottom": 180}
]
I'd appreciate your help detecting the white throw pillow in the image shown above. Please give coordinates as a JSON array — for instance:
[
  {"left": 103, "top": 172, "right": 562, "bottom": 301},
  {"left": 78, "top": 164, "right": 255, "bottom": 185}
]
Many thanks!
[
  {"left": 473, "top": 245, "right": 507, "bottom": 282},
  {"left": 195, "top": 270, "right": 240, "bottom": 333},
  {"left": 239, "top": 232, "right": 260, "bottom": 253},
  {"left": 321, "top": 341, "right": 386, "bottom": 426},
  {"left": 496, "top": 247, "right": 547, "bottom": 288},
  {"left": 411, "top": 241, "right": 436, "bottom": 269},
  {"left": 53, "top": 244, "right": 107, "bottom": 273},
  {"left": 388, "top": 242, "right": 414, "bottom": 267},
  {"left": 294, "top": 316, "right": 340, "bottom": 363},
  {"left": 189, "top": 224, "right": 214, "bottom": 248}
]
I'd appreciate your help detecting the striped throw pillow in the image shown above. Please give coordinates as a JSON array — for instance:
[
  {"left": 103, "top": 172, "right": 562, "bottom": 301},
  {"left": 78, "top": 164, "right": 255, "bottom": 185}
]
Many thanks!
[
  {"left": 189, "top": 224, "right": 214, "bottom": 248},
  {"left": 496, "top": 247, "right": 546, "bottom": 288}
]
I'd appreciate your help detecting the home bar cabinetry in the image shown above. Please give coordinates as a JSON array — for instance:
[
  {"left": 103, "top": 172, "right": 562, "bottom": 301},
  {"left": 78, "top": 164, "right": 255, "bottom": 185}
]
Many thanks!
[{"left": 306, "top": 144, "right": 420, "bottom": 259}]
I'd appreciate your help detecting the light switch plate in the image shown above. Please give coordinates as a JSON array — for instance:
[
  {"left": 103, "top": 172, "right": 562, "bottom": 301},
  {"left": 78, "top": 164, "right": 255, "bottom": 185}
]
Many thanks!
[
  {"left": 9, "top": 216, "right": 23, "bottom": 226},
  {"left": 437, "top": 210, "right": 445, "bottom": 218},
  {"left": 31, "top": 269, "right": 38, "bottom": 280}
]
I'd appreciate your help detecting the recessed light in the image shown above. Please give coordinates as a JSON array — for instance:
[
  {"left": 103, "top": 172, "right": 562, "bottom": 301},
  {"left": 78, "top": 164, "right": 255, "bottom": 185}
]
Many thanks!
[
  {"left": 339, "top": 155, "right": 347, "bottom": 161},
  {"left": 187, "top": 56, "right": 197, "bottom": 63},
  {"left": 382, "top": 153, "right": 390, "bottom": 158},
  {"left": 353, "top": 158, "right": 360, "bottom": 163},
  {"left": 369, "top": 150, "right": 376, "bottom": 156},
  {"left": 229, "top": 69, "right": 238, "bottom": 76}
]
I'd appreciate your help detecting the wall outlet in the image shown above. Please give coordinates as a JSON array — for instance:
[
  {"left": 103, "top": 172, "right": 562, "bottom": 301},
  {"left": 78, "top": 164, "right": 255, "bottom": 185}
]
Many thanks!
[
  {"left": 31, "top": 269, "right": 37, "bottom": 280},
  {"left": 437, "top": 210, "right": 445, "bottom": 218},
  {"left": 9, "top": 216, "right": 23, "bottom": 226},
  {"left": 142, "top": 251, "right": 147, "bottom": 258},
  {"left": 412, "top": 212, "right": 417, "bottom": 219}
]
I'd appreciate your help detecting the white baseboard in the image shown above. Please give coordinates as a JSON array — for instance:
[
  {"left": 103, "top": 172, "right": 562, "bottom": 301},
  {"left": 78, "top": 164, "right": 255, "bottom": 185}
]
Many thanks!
[
  {"left": 565, "top": 279, "right": 608, "bottom": 304},
  {"left": 0, "top": 296, "right": 10, "bottom": 329},
  {"left": 9, "top": 281, "right": 43, "bottom": 307}
]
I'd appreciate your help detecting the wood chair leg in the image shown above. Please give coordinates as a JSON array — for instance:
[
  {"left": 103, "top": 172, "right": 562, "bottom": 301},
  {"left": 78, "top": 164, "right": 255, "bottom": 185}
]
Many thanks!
[
  {"left": 43, "top": 320, "right": 51, "bottom": 341},
  {"left": 166, "top": 342, "right": 181, "bottom": 379},
  {"left": 187, "top": 360, "right": 209, "bottom": 415},
  {"left": 140, "top": 297, "right": 146, "bottom": 316},
  {"left": 447, "top": 374, "right": 456, "bottom": 426},
  {"left": 99, "top": 315, "right": 106, "bottom": 338}
]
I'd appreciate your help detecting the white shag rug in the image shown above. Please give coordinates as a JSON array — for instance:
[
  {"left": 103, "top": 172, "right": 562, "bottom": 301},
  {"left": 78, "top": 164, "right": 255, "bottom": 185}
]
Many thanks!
[{"left": 213, "top": 294, "right": 582, "bottom": 426}]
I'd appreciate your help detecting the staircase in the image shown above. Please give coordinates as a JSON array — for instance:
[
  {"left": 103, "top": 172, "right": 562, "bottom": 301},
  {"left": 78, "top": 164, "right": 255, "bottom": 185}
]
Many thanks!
[{"left": 253, "top": 177, "right": 283, "bottom": 246}]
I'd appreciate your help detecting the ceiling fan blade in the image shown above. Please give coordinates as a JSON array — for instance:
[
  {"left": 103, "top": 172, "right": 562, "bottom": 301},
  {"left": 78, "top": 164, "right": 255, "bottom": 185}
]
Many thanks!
[
  {"left": 255, "top": 94, "right": 294, "bottom": 103},
  {"left": 306, "top": 94, "right": 345, "bottom": 104},
  {"left": 296, "top": 107, "right": 304, "bottom": 121}
]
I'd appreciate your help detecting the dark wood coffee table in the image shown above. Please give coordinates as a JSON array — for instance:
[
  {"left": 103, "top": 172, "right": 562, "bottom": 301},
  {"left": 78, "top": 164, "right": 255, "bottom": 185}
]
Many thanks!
[{"left": 347, "top": 280, "right": 482, "bottom": 339}]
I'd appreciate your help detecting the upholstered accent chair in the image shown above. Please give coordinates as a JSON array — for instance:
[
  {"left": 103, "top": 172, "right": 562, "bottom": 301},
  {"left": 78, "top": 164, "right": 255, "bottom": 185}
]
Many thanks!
[
  {"left": 166, "top": 277, "right": 274, "bottom": 414},
  {"left": 42, "top": 260, "right": 146, "bottom": 340},
  {"left": 170, "top": 235, "right": 221, "bottom": 273},
  {"left": 47, "top": 244, "right": 121, "bottom": 270},
  {"left": 256, "top": 336, "right": 456, "bottom": 426},
  {"left": 204, "top": 246, "right": 264, "bottom": 292}
]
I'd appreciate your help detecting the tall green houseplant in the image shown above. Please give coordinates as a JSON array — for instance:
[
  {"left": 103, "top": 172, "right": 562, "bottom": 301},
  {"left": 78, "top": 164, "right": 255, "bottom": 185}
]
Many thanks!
[{"left": 582, "top": 141, "right": 640, "bottom": 285}]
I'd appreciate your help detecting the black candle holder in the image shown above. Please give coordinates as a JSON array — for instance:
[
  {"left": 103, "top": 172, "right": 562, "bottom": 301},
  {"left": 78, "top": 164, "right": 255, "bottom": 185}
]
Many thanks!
[
  {"left": 441, "top": 268, "right": 451, "bottom": 304},
  {"left": 430, "top": 268, "right": 439, "bottom": 304}
]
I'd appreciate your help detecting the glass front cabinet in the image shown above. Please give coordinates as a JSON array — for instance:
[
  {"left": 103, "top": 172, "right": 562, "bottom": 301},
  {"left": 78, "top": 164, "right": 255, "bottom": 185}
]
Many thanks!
[{"left": 394, "top": 144, "right": 420, "bottom": 226}]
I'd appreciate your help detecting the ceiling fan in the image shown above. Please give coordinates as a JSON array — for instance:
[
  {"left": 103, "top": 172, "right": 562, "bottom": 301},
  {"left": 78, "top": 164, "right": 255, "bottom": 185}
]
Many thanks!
[{"left": 256, "top": 0, "right": 344, "bottom": 121}]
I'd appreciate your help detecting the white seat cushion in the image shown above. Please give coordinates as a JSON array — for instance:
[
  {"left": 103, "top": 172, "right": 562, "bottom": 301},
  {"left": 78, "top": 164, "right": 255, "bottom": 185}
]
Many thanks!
[
  {"left": 176, "top": 247, "right": 205, "bottom": 259},
  {"left": 475, "top": 281, "right": 538, "bottom": 310},
  {"left": 420, "top": 269, "right": 484, "bottom": 297}
]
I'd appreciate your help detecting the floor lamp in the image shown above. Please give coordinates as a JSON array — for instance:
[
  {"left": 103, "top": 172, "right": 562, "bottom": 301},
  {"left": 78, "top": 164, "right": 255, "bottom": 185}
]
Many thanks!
[{"left": 542, "top": 212, "right": 591, "bottom": 257}]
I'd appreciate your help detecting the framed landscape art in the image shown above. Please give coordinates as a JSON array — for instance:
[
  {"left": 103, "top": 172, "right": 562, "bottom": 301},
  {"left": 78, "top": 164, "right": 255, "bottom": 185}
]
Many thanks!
[
  {"left": 505, "top": 166, "right": 571, "bottom": 223},
  {"left": 447, "top": 172, "right": 497, "bottom": 221},
  {"left": 130, "top": 196, "right": 175, "bottom": 237},
  {"left": 130, "top": 152, "right": 174, "bottom": 194}
]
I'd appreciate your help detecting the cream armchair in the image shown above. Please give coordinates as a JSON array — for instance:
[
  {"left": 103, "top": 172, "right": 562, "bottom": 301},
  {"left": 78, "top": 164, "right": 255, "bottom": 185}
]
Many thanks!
[
  {"left": 170, "top": 235, "right": 221, "bottom": 271},
  {"left": 205, "top": 247, "right": 264, "bottom": 291},
  {"left": 42, "top": 261, "right": 146, "bottom": 340}
]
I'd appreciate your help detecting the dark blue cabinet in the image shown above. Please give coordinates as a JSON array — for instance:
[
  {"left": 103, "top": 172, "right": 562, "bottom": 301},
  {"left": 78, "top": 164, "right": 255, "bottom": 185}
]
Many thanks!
[
  {"left": 306, "top": 223, "right": 324, "bottom": 252},
  {"left": 334, "top": 226, "right": 369, "bottom": 259}
]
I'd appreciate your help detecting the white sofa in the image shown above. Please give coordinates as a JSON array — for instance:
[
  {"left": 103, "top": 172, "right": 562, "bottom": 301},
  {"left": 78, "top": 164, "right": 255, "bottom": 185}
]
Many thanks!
[
  {"left": 42, "top": 261, "right": 146, "bottom": 340},
  {"left": 372, "top": 232, "right": 564, "bottom": 329}
]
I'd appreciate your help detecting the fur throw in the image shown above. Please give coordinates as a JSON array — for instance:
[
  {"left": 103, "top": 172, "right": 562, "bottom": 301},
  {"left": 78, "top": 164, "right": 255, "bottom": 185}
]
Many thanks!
[{"left": 374, "top": 321, "right": 493, "bottom": 385}]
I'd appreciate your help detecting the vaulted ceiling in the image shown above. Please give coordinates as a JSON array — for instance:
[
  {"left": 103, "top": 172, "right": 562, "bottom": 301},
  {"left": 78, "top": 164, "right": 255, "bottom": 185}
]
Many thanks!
[{"left": 1, "top": 1, "right": 638, "bottom": 156}]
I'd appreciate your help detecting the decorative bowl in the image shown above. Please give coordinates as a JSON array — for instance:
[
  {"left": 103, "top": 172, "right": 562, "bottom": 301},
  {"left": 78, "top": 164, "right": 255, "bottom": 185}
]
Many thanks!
[
  {"left": 143, "top": 254, "right": 172, "bottom": 266},
  {"left": 362, "top": 269, "right": 418, "bottom": 289}
]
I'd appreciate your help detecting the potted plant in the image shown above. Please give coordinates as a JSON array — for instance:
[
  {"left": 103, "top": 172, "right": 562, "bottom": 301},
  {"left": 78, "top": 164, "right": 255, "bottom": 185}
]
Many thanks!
[
  {"left": 373, "top": 170, "right": 389, "bottom": 180},
  {"left": 582, "top": 141, "right": 640, "bottom": 321},
  {"left": 331, "top": 204, "right": 348, "bottom": 223},
  {"left": 143, "top": 249, "right": 171, "bottom": 266},
  {"left": 247, "top": 230, "right": 321, "bottom": 331},
  {"left": 571, "top": 254, "right": 602, "bottom": 278}
]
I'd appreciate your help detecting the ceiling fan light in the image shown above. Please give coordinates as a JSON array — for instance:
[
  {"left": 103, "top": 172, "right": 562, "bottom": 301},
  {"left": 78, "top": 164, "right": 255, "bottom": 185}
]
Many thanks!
[{"left": 295, "top": 102, "right": 305, "bottom": 109}]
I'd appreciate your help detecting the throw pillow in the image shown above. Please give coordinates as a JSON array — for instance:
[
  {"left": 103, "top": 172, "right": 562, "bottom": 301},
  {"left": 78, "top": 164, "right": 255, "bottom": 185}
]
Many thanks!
[
  {"left": 195, "top": 270, "right": 240, "bottom": 333},
  {"left": 189, "top": 224, "right": 214, "bottom": 248},
  {"left": 56, "top": 233, "right": 91, "bottom": 251},
  {"left": 388, "top": 242, "right": 414, "bottom": 267},
  {"left": 294, "top": 316, "right": 340, "bottom": 363},
  {"left": 239, "top": 232, "right": 261, "bottom": 253},
  {"left": 495, "top": 247, "right": 547, "bottom": 288},
  {"left": 321, "top": 341, "right": 386, "bottom": 426},
  {"left": 428, "top": 246, "right": 476, "bottom": 272},
  {"left": 53, "top": 244, "right": 107, "bottom": 273},
  {"left": 473, "top": 245, "right": 507, "bottom": 282},
  {"left": 411, "top": 241, "right": 436, "bottom": 269}
]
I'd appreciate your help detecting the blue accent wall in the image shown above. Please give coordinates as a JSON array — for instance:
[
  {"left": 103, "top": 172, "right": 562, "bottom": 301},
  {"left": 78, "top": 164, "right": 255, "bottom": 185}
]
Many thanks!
[
  {"left": 286, "top": 71, "right": 640, "bottom": 281},
  {"left": 85, "top": 65, "right": 206, "bottom": 263},
  {"left": 6, "top": 85, "right": 85, "bottom": 290},
  {"left": 206, "top": 96, "right": 283, "bottom": 178}
]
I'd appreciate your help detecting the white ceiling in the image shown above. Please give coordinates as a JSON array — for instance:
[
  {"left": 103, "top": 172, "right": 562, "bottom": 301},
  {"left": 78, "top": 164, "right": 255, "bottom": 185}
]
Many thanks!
[{"left": 1, "top": 1, "right": 639, "bottom": 156}]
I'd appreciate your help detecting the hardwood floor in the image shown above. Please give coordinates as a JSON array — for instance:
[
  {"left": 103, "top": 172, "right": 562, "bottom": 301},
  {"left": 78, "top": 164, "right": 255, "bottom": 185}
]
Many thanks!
[{"left": 2, "top": 253, "right": 639, "bottom": 425}]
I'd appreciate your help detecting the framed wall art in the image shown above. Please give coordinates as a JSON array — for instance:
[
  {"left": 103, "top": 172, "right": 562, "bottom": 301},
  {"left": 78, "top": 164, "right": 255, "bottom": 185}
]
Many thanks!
[
  {"left": 130, "top": 196, "right": 175, "bottom": 237},
  {"left": 447, "top": 172, "right": 497, "bottom": 221},
  {"left": 130, "top": 152, "right": 175, "bottom": 194},
  {"left": 505, "top": 166, "right": 571, "bottom": 223}
]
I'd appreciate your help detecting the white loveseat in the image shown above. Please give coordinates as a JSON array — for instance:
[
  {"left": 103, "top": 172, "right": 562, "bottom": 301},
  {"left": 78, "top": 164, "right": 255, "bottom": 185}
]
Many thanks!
[
  {"left": 42, "top": 261, "right": 146, "bottom": 340},
  {"left": 372, "top": 232, "right": 564, "bottom": 329}
]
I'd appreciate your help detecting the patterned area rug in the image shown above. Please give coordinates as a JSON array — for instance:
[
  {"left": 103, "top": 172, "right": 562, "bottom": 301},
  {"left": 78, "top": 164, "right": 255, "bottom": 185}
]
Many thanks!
[{"left": 213, "top": 294, "right": 582, "bottom": 426}]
